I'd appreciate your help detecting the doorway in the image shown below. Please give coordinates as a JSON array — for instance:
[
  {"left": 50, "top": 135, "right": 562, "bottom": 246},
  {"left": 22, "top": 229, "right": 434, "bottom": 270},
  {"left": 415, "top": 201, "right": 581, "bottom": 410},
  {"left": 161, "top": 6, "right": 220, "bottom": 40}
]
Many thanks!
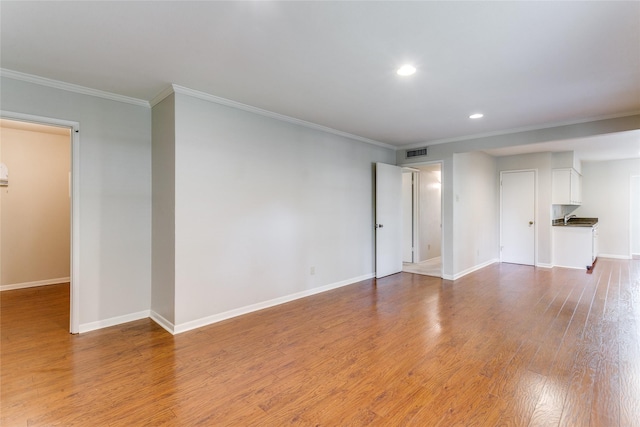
[
  {"left": 500, "top": 169, "right": 536, "bottom": 265},
  {"left": 0, "top": 113, "right": 79, "bottom": 333},
  {"left": 401, "top": 163, "right": 443, "bottom": 277}
]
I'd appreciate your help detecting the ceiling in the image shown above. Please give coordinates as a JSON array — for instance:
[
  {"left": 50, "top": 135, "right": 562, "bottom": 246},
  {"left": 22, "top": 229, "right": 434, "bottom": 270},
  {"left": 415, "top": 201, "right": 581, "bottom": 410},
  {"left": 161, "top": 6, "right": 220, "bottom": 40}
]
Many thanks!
[
  {"left": 1, "top": 1, "right": 639, "bottom": 158},
  {"left": 483, "top": 129, "right": 640, "bottom": 163}
]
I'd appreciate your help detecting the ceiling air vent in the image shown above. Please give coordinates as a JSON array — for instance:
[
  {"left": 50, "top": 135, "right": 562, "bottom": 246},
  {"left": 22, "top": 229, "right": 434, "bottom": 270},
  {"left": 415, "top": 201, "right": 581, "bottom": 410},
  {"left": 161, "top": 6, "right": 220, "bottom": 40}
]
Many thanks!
[{"left": 406, "top": 147, "right": 428, "bottom": 158}]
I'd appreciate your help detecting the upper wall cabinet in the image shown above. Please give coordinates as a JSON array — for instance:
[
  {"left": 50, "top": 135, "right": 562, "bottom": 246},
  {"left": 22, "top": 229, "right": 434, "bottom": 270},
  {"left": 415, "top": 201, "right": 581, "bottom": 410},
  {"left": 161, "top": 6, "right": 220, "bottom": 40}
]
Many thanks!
[{"left": 552, "top": 168, "right": 582, "bottom": 205}]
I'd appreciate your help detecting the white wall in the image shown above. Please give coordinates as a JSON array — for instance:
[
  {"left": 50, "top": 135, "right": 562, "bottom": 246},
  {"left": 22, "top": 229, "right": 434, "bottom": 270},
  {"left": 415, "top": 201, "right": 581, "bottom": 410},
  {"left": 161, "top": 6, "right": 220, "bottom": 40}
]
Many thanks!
[
  {"left": 171, "top": 92, "right": 395, "bottom": 327},
  {"left": 0, "top": 125, "right": 70, "bottom": 287},
  {"left": 453, "top": 152, "right": 499, "bottom": 275},
  {"left": 151, "top": 93, "right": 176, "bottom": 325},
  {"left": 632, "top": 176, "right": 640, "bottom": 256},
  {"left": 497, "top": 152, "right": 553, "bottom": 266},
  {"left": 0, "top": 77, "right": 152, "bottom": 329},
  {"left": 576, "top": 158, "right": 640, "bottom": 258},
  {"left": 551, "top": 151, "right": 580, "bottom": 172}
]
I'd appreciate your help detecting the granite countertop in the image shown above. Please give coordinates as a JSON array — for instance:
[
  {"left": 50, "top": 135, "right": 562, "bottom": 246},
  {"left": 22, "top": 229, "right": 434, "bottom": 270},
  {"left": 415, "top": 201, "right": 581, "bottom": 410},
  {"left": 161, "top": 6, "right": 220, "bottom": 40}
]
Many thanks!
[{"left": 552, "top": 217, "right": 599, "bottom": 227}]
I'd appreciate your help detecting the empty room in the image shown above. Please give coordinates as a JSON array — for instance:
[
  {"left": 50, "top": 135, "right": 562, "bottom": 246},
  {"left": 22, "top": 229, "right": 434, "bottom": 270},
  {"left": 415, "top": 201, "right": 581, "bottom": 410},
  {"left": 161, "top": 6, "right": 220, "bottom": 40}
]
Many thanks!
[{"left": 1, "top": 1, "right": 639, "bottom": 425}]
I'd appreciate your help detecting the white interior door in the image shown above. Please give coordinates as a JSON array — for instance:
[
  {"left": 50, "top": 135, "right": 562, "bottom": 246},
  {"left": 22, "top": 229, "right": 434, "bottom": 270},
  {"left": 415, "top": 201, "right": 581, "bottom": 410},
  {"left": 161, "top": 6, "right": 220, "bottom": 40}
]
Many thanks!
[
  {"left": 501, "top": 170, "right": 535, "bottom": 265},
  {"left": 376, "top": 162, "right": 403, "bottom": 278}
]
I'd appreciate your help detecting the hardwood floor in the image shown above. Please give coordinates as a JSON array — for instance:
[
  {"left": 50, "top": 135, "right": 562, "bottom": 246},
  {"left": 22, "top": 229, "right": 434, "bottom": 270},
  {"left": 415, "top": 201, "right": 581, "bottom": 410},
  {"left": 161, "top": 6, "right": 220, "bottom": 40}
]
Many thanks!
[{"left": 1, "top": 259, "right": 639, "bottom": 426}]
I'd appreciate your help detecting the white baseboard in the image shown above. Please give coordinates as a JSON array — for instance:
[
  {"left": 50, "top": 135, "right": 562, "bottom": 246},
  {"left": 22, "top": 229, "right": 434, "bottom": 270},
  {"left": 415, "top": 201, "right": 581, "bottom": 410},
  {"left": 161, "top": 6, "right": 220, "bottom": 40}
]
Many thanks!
[
  {"left": 536, "top": 263, "right": 554, "bottom": 269},
  {"left": 632, "top": 254, "right": 640, "bottom": 260},
  {"left": 0, "top": 277, "right": 70, "bottom": 291},
  {"left": 598, "top": 254, "right": 631, "bottom": 260},
  {"left": 167, "top": 273, "right": 375, "bottom": 335},
  {"left": 552, "top": 264, "right": 586, "bottom": 270},
  {"left": 79, "top": 310, "right": 150, "bottom": 334},
  {"left": 443, "top": 258, "right": 499, "bottom": 281},
  {"left": 150, "top": 310, "right": 175, "bottom": 334}
]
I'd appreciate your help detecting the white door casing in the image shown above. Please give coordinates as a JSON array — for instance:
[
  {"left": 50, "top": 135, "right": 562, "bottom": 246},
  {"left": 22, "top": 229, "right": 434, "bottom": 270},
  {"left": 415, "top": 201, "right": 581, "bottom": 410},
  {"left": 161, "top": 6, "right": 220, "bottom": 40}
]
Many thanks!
[
  {"left": 500, "top": 170, "right": 535, "bottom": 266},
  {"left": 376, "top": 162, "right": 403, "bottom": 278},
  {"left": 1, "top": 110, "right": 80, "bottom": 333},
  {"left": 631, "top": 176, "right": 640, "bottom": 257},
  {"left": 402, "top": 172, "right": 413, "bottom": 263}
]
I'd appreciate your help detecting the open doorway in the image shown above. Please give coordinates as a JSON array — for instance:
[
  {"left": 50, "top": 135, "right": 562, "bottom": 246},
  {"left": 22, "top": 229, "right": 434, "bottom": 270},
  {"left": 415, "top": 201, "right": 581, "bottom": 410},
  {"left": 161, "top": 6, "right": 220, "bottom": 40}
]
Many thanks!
[
  {"left": 401, "top": 163, "right": 442, "bottom": 277},
  {"left": 0, "top": 116, "right": 77, "bottom": 332}
]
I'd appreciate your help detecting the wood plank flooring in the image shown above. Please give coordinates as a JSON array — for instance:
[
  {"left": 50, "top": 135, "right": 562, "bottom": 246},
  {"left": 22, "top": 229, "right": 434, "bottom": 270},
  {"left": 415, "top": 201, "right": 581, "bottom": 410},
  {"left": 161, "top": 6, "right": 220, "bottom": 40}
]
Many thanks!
[{"left": 1, "top": 258, "right": 639, "bottom": 426}]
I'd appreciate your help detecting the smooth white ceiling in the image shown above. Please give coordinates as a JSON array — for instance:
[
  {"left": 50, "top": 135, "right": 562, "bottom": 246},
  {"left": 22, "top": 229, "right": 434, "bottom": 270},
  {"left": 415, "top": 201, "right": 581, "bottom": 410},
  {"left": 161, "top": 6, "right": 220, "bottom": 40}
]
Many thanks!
[
  {"left": 483, "top": 129, "right": 640, "bottom": 163},
  {"left": 1, "top": 1, "right": 639, "bottom": 154}
]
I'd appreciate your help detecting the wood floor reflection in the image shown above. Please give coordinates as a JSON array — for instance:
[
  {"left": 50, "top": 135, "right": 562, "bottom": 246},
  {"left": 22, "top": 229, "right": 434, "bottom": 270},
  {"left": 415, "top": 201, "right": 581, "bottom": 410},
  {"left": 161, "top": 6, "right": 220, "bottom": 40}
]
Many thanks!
[{"left": 2, "top": 258, "right": 639, "bottom": 426}]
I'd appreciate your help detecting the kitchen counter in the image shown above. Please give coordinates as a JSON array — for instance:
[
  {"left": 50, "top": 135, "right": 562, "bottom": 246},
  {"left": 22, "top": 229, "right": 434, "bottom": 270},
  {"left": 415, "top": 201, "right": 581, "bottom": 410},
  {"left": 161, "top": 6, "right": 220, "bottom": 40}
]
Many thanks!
[
  {"left": 552, "top": 217, "right": 598, "bottom": 227},
  {"left": 552, "top": 219, "right": 599, "bottom": 270}
]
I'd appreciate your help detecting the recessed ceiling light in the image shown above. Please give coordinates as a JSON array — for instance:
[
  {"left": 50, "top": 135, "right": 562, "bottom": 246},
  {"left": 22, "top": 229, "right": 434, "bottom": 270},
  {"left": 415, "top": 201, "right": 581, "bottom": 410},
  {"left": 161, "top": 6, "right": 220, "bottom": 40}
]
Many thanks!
[
  {"left": 469, "top": 113, "right": 484, "bottom": 119},
  {"left": 397, "top": 64, "right": 416, "bottom": 76}
]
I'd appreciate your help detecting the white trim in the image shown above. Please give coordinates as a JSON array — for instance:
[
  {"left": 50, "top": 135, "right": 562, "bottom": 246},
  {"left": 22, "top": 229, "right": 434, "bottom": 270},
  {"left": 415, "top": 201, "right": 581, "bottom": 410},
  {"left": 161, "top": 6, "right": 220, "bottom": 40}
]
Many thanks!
[
  {"left": 598, "top": 254, "right": 632, "bottom": 260},
  {"left": 400, "top": 111, "right": 640, "bottom": 150},
  {"left": 630, "top": 175, "right": 640, "bottom": 260},
  {"left": 70, "top": 121, "right": 80, "bottom": 334},
  {"left": 4, "top": 68, "right": 393, "bottom": 150},
  {"left": 150, "top": 311, "right": 175, "bottom": 334},
  {"left": 444, "top": 258, "right": 499, "bottom": 281},
  {"left": 552, "top": 264, "right": 587, "bottom": 270},
  {"left": 1, "top": 111, "right": 81, "bottom": 334},
  {"left": 412, "top": 170, "right": 419, "bottom": 263},
  {"left": 166, "top": 273, "right": 374, "bottom": 335},
  {"left": 149, "top": 85, "right": 175, "bottom": 107},
  {"left": 79, "top": 310, "right": 151, "bottom": 334},
  {"left": 154, "top": 84, "right": 396, "bottom": 150},
  {"left": 1, "top": 68, "right": 150, "bottom": 108},
  {"left": 536, "top": 263, "right": 554, "bottom": 269},
  {"left": 0, "top": 277, "right": 70, "bottom": 291}
]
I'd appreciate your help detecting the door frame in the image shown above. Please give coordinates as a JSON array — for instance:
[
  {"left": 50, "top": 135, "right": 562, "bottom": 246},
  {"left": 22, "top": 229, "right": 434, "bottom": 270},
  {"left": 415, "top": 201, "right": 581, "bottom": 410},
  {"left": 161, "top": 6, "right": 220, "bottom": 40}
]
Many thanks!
[
  {"left": 499, "top": 169, "right": 537, "bottom": 266},
  {"left": 398, "top": 160, "right": 444, "bottom": 276},
  {"left": 401, "top": 168, "right": 419, "bottom": 263},
  {"left": 631, "top": 175, "right": 640, "bottom": 258},
  {"left": 1, "top": 110, "right": 80, "bottom": 334}
]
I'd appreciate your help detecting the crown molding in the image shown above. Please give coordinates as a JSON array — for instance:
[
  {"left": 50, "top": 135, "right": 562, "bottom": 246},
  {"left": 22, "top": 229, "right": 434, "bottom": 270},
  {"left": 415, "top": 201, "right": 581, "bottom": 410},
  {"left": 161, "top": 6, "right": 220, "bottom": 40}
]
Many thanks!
[
  {"left": 150, "top": 84, "right": 396, "bottom": 150},
  {"left": 149, "top": 85, "right": 175, "bottom": 107},
  {"left": 400, "top": 110, "right": 640, "bottom": 150},
  {"left": 0, "top": 68, "right": 150, "bottom": 108}
]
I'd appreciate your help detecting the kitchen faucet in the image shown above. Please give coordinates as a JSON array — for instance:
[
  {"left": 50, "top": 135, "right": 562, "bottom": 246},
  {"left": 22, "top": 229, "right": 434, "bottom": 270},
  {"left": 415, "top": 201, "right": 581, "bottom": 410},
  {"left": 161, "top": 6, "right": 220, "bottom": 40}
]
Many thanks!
[{"left": 564, "top": 214, "right": 577, "bottom": 225}]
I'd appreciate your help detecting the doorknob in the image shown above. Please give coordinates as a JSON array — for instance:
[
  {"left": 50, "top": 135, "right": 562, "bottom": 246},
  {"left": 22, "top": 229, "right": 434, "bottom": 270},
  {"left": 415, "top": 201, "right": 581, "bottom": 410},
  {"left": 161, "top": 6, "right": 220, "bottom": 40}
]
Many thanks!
[
  {"left": 376, "top": 224, "right": 384, "bottom": 229},
  {"left": 529, "top": 221, "right": 534, "bottom": 226}
]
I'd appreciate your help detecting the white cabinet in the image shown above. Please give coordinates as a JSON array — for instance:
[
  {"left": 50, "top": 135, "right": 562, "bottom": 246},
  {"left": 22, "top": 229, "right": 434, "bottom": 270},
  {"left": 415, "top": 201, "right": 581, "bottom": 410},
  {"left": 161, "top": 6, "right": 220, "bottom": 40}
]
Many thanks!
[
  {"left": 552, "top": 168, "right": 581, "bottom": 205},
  {"left": 553, "top": 225, "right": 597, "bottom": 269}
]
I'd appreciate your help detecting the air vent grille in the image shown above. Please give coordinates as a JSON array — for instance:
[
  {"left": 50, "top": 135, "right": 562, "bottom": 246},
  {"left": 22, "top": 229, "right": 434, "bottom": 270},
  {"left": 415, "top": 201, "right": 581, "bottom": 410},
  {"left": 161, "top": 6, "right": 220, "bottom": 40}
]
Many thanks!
[{"left": 406, "top": 147, "right": 428, "bottom": 158}]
